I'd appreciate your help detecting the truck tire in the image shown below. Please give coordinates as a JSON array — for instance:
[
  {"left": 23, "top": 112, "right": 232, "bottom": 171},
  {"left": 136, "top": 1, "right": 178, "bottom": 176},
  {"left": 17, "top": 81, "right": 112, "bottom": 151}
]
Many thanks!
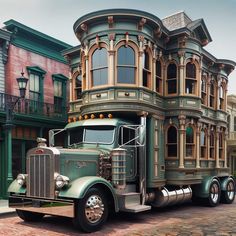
[
  {"left": 16, "top": 209, "right": 44, "bottom": 221},
  {"left": 221, "top": 178, "right": 235, "bottom": 204},
  {"left": 207, "top": 179, "right": 221, "bottom": 207},
  {"left": 73, "top": 188, "right": 108, "bottom": 233}
]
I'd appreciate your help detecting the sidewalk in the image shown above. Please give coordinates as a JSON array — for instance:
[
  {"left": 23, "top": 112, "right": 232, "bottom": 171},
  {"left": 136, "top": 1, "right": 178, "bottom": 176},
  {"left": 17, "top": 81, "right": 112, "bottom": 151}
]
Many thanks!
[{"left": 0, "top": 200, "right": 15, "bottom": 216}]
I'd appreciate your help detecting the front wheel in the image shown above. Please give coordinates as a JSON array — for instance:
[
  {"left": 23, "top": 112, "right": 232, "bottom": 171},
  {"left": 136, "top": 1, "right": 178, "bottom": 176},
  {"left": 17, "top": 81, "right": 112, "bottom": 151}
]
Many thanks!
[
  {"left": 207, "top": 179, "right": 221, "bottom": 207},
  {"left": 16, "top": 209, "right": 44, "bottom": 221},
  {"left": 73, "top": 188, "right": 108, "bottom": 233},
  {"left": 221, "top": 178, "right": 235, "bottom": 204}
]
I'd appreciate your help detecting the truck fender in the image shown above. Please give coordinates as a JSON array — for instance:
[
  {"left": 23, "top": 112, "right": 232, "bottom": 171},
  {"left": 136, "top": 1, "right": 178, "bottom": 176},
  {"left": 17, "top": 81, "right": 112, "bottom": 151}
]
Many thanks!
[
  {"left": 8, "top": 180, "right": 26, "bottom": 194},
  {"left": 59, "top": 176, "right": 119, "bottom": 212},
  {"left": 193, "top": 176, "right": 219, "bottom": 198}
]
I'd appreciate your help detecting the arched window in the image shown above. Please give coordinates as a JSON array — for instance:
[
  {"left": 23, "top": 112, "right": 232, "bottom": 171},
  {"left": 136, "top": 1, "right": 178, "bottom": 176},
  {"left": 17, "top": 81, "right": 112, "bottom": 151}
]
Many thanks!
[
  {"left": 185, "top": 62, "right": 197, "bottom": 94},
  {"left": 155, "top": 60, "right": 162, "bottom": 93},
  {"left": 167, "top": 126, "right": 177, "bottom": 157},
  {"left": 210, "top": 80, "right": 215, "bottom": 108},
  {"left": 167, "top": 63, "right": 177, "bottom": 94},
  {"left": 219, "top": 131, "right": 224, "bottom": 159},
  {"left": 201, "top": 75, "right": 207, "bottom": 105},
  {"left": 200, "top": 128, "right": 207, "bottom": 158},
  {"left": 210, "top": 128, "right": 215, "bottom": 158},
  {"left": 219, "top": 84, "right": 225, "bottom": 110},
  {"left": 91, "top": 48, "right": 108, "bottom": 86},
  {"left": 142, "top": 50, "right": 151, "bottom": 88},
  {"left": 186, "top": 126, "right": 195, "bottom": 157},
  {"left": 117, "top": 45, "right": 135, "bottom": 84},
  {"left": 75, "top": 74, "right": 82, "bottom": 99}
]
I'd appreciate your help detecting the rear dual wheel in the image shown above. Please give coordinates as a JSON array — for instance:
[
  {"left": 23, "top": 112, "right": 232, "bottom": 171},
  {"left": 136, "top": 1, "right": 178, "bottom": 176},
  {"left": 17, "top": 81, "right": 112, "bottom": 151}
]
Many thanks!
[{"left": 221, "top": 178, "right": 235, "bottom": 204}]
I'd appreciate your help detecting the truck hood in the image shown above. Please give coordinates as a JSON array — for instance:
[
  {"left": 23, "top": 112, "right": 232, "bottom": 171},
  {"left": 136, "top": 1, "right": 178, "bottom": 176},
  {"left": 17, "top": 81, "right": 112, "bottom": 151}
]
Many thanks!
[{"left": 57, "top": 147, "right": 110, "bottom": 181}]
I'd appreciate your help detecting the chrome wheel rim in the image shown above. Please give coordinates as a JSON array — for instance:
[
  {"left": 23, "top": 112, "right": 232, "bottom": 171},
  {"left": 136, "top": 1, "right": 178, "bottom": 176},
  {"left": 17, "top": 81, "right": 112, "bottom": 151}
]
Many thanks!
[
  {"left": 210, "top": 183, "right": 219, "bottom": 204},
  {"left": 227, "top": 181, "right": 235, "bottom": 200},
  {"left": 85, "top": 194, "right": 104, "bottom": 224}
]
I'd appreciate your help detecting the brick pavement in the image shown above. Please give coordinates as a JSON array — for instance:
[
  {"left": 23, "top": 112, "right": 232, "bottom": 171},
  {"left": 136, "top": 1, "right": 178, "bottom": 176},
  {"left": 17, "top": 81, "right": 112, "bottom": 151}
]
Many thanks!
[{"left": 0, "top": 201, "right": 236, "bottom": 235}]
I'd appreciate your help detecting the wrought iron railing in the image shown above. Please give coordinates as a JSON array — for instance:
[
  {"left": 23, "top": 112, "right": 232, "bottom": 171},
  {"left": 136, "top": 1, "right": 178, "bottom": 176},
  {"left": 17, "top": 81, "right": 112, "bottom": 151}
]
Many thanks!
[{"left": 0, "top": 92, "right": 67, "bottom": 121}]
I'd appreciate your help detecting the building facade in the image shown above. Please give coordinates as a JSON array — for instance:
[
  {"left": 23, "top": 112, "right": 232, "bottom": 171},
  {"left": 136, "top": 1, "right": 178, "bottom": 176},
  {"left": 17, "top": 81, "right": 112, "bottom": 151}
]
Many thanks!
[
  {"left": 63, "top": 9, "right": 235, "bottom": 182},
  {"left": 227, "top": 95, "right": 236, "bottom": 176},
  {"left": 0, "top": 20, "right": 71, "bottom": 198}
]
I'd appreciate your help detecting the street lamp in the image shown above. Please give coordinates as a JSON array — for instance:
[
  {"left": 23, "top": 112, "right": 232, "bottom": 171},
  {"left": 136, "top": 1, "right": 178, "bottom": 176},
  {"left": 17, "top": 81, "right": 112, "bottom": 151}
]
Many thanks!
[{"left": 5, "top": 71, "right": 28, "bottom": 188}]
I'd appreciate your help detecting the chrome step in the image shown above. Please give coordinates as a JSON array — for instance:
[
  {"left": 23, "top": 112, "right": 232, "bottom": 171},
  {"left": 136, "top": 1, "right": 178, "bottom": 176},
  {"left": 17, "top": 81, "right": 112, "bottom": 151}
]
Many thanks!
[{"left": 117, "top": 192, "right": 151, "bottom": 213}]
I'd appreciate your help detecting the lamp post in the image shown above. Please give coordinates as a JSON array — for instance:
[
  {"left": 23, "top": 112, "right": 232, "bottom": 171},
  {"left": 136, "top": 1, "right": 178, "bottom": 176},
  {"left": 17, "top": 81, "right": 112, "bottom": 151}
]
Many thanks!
[{"left": 5, "top": 71, "right": 28, "bottom": 187}]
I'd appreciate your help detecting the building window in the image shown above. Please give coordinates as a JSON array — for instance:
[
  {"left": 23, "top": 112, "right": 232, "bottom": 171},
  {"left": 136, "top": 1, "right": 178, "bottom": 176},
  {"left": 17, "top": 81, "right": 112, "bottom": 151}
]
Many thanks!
[
  {"left": 75, "top": 74, "right": 82, "bottom": 99},
  {"left": 185, "top": 62, "right": 197, "bottom": 94},
  {"left": 167, "top": 126, "right": 177, "bottom": 157},
  {"left": 142, "top": 50, "right": 151, "bottom": 88},
  {"left": 155, "top": 60, "right": 162, "bottom": 93},
  {"left": 29, "top": 73, "right": 40, "bottom": 101},
  {"left": 117, "top": 45, "right": 135, "bottom": 84},
  {"left": 186, "top": 126, "right": 195, "bottom": 157},
  {"left": 201, "top": 76, "right": 207, "bottom": 105},
  {"left": 167, "top": 63, "right": 177, "bottom": 94},
  {"left": 52, "top": 74, "right": 68, "bottom": 113},
  {"left": 219, "top": 131, "right": 223, "bottom": 159},
  {"left": 234, "top": 117, "right": 236, "bottom": 131},
  {"left": 91, "top": 47, "right": 108, "bottom": 87},
  {"left": 210, "top": 81, "right": 215, "bottom": 108},
  {"left": 219, "top": 84, "right": 225, "bottom": 110},
  {"left": 200, "top": 128, "right": 207, "bottom": 158},
  {"left": 210, "top": 128, "right": 215, "bottom": 158}
]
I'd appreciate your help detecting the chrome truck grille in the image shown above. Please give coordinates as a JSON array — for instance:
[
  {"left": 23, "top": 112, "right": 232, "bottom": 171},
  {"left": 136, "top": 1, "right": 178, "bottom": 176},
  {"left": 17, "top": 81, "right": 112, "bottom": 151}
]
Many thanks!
[{"left": 26, "top": 154, "right": 55, "bottom": 199}]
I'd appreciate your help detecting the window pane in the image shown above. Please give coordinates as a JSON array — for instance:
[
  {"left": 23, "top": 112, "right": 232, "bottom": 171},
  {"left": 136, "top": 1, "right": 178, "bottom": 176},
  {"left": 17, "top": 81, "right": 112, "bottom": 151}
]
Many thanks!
[
  {"left": 168, "top": 144, "right": 177, "bottom": 157},
  {"left": 167, "top": 64, "right": 177, "bottom": 79},
  {"left": 168, "top": 126, "right": 177, "bottom": 143},
  {"left": 118, "top": 46, "right": 135, "bottom": 65},
  {"left": 186, "top": 79, "right": 195, "bottom": 94},
  {"left": 168, "top": 80, "right": 177, "bottom": 94},
  {"left": 117, "top": 67, "right": 135, "bottom": 84},
  {"left": 186, "top": 63, "right": 196, "bottom": 78},
  {"left": 143, "top": 51, "right": 149, "bottom": 69},
  {"left": 156, "top": 61, "right": 161, "bottom": 77},
  {"left": 92, "top": 48, "right": 107, "bottom": 68},
  {"left": 201, "top": 130, "right": 205, "bottom": 146},
  {"left": 186, "top": 127, "right": 194, "bottom": 143},
  {"left": 92, "top": 68, "right": 108, "bottom": 86}
]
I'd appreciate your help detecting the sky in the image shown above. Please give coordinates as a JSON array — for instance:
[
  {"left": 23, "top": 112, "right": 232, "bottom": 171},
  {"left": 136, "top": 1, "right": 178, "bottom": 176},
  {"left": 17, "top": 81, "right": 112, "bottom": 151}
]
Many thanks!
[{"left": 1, "top": 0, "right": 236, "bottom": 94}]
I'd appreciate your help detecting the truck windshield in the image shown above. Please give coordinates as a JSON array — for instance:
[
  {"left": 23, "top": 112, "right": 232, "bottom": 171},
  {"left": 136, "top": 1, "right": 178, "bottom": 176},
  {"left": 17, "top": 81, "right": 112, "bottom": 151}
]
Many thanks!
[{"left": 69, "top": 126, "right": 115, "bottom": 146}]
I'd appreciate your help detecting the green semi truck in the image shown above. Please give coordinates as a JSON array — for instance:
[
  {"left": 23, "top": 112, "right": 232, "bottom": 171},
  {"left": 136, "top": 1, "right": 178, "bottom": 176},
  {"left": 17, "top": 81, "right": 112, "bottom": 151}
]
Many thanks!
[{"left": 8, "top": 113, "right": 235, "bottom": 232}]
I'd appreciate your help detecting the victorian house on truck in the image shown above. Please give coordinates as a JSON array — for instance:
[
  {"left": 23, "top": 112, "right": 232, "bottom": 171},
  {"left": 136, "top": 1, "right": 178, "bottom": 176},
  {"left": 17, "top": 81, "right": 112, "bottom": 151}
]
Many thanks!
[
  {"left": 63, "top": 9, "right": 235, "bottom": 182},
  {"left": 0, "top": 20, "right": 71, "bottom": 198}
]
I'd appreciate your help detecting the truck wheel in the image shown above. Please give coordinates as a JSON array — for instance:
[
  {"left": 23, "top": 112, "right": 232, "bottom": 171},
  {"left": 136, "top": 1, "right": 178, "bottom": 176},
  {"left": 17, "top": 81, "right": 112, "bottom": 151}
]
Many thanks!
[
  {"left": 221, "top": 178, "right": 235, "bottom": 204},
  {"left": 207, "top": 179, "right": 221, "bottom": 207},
  {"left": 16, "top": 209, "right": 44, "bottom": 221},
  {"left": 73, "top": 188, "right": 108, "bottom": 233}
]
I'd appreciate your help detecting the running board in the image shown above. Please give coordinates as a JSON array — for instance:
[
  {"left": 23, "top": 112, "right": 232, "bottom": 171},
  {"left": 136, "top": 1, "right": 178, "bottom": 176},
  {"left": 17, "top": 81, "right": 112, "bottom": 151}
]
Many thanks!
[{"left": 117, "top": 192, "right": 151, "bottom": 213}]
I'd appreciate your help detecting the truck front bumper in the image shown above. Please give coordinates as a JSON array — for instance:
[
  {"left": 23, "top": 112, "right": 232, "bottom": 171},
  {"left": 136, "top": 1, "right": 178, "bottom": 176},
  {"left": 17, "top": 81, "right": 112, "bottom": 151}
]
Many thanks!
[{"left": 9, "top": 195, "right": 74, "bottom": 218}]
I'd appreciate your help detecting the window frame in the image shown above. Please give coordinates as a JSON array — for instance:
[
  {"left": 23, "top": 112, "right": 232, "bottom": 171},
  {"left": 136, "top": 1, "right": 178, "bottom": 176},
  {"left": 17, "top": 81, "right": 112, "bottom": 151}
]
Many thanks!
[
  {"left": 185, "top": 125, "right": 195, "bottom": 158},
  {"left": 155, "top": 60, "right": 162, "bottom": 94},
  {"left": 185, "top": 61, "right": 197, "bottom": 95},
  {"left": 166, "top": 62, "right": 178, "bottom": 96},
  {"left": 166, "top": 125, "right": 178, "bottom": 159},
  {"left": 200, "top": 128, "right": 207, "bottom": 159},
  {"left": 89, "top": 43, "right": 109, "bottom": 88},
  {"left": 142, "top": 47, "right": 152, "bottom": 89},
  {"left": 115, "top": 41, "right": 138, "bottom": 86}
]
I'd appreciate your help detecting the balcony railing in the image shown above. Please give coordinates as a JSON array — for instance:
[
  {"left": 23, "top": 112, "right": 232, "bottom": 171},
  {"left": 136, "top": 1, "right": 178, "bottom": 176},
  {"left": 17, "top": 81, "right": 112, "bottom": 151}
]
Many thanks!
[{"left": 0, "top": 92, "right": 67, "bottom": 121}]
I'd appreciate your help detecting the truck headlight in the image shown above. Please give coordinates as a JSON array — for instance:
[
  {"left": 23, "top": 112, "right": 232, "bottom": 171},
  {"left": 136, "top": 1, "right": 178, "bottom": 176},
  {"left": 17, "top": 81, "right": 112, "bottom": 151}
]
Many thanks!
[
  {"left": 16, "top": 174, "right": 26, "bottom": 186},
  {"left": 55, "top": 174, "right": 69, "bottom": 189}
]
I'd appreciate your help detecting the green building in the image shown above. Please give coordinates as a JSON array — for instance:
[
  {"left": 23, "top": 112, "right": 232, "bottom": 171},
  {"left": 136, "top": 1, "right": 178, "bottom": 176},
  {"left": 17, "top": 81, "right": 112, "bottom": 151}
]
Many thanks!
[{"left": 0, "top": 20, "right": 71, "bottom": 198}]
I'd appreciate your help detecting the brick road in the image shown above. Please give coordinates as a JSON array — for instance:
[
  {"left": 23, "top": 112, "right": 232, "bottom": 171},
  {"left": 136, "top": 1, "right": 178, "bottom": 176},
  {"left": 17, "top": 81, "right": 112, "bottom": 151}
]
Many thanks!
[{"left": 1, "top": 201, "right": 236, "bottom": 236}]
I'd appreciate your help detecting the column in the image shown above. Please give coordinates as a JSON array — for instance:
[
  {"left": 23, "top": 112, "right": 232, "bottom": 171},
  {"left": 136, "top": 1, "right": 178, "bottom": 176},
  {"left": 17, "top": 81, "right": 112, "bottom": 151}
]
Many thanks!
[
  {"left": 196, "top": 122, "right": 201, "bottom": 168},
  {"left": 216, "top": 126, "right": 220, "bottom": 168},
  {"left": 178, "top": 50, "right": 185, "bottom": 95},
  {"left": 178, "top": 115, "right": 186, "bottom": 168},
  {"left": 138, "top": 35, "right": 144, "bottom": 87},
  {"left": 84, "top": 44, "right": 89, "bottom": 90},
  {"left": 108, "top": 33, "right": 115, "bottom": 86},
  {"left": 224, "top": 130, "right": 228, "bottom": 168}
]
